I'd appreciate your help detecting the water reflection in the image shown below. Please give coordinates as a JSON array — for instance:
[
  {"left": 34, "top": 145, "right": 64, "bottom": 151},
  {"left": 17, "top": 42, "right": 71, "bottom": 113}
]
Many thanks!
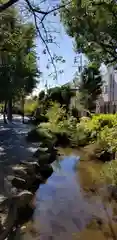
[{"left": 18, "top": 154, "right": 117, "bottom": 240}]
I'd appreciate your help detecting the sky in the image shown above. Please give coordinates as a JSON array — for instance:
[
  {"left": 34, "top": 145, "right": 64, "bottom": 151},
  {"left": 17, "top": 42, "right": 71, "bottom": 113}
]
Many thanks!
[{"left": 33, "top": 14, "right": 87, "bottom": 95}]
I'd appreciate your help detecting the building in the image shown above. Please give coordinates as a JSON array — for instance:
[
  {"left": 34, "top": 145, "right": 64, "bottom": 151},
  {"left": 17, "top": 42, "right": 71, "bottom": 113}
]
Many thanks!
[{"left": 96, "top": 65, "right": 117, "bottom": 113}]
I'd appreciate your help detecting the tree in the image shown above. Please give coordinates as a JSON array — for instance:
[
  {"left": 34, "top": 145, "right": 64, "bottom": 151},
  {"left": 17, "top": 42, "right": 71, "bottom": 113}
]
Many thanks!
[
  {"left": 0, "top": 7, "right": 39, "bottom": 122},
  {"left": 0, "top": 0, "right": 70, "bottom": 80},
  {"left": 61, "top": 0, "right": 117, "bottom": 64},
  {"left": 38, "top": 90, "right": 45, "bottom": 102},
  {"left": 47, "top": 85, "right": 74, "bottom": 110},
  {"left": 78, "top": 63, "right": 102, "bottom": 112}
]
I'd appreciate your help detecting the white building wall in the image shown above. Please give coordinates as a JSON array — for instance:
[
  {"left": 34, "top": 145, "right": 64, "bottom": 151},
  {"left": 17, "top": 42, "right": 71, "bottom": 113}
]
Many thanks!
[
  {"left": 101, "top": 65, "right": 117, "bottom": 103},
  {"left": 96, "top": 65, "right": 117, "bottom": 113}
]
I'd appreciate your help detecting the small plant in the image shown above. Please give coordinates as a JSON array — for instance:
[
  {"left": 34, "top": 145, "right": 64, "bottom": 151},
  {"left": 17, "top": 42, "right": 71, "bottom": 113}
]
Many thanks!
[{"left": 24, "top": 100, "right": 38, "bottom": 116}]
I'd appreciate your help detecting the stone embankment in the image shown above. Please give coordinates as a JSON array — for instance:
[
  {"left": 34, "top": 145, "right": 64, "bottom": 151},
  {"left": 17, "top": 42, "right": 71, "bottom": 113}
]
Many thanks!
[{"left": 0, "top": 136, "right": 57, "bottom": 240}]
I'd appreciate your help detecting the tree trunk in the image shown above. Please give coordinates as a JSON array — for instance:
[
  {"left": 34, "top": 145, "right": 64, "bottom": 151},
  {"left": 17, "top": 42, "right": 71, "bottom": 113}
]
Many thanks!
[
  {"left": 3, "top": 100, "right": 7, "bottom": 124},
  {"left": 21, "top": 97, "right": 24, "bottom": 124},
  {"left": 7, "top": 98, "right": 12, "bottom": 122}
]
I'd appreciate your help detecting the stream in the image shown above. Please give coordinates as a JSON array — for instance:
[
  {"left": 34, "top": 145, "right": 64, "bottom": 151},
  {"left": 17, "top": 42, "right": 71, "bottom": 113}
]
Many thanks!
[{"left": 15, "top": 151, "right": 117, "bottom": 240}]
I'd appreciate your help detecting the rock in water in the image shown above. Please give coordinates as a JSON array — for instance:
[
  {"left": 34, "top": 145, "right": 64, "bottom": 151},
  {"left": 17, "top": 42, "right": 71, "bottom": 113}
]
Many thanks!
[
  {"left": 27, "top": 177, "right": 41, "bottom": 193},
  {"left": 39, "top": 165, "right": 53, "bottom": 180},
  {"left": 37, "top": 152, "right": 57, "bottom": 166},
  {"left": 37, "top": 153, "right": 51, "bottom": 166},
  {"left": 16, "top": 191, "right": 33, "bottom": 207},
  {"left": 15, "top": 191, "right": 35, "bottom": 225},
  {"left": 33, "top": 147, "right": 48, "bottom": 158}
]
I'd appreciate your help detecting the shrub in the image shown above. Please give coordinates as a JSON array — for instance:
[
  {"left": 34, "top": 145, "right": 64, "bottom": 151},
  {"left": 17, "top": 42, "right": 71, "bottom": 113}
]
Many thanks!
[
  {"left": 46, "top": 102, "right": 66, "bottom": 125},
  {"left": 76, "top": 114, "right": 117, "bottom": 145},
  {"left": 24, "top": 100, "right": 38, "bottom": 116},
  {"left": 101, "top": 160, "right": 117, "bottom": 185},
  {"left": 97, "top": 126, "right": 117, "bottom": 154},
  {"left": 26, "top": 125, "right": 56, "bottom": 146},
  {"left": 27, "top": 105, "right": 117, "bottom": 160},
  {"left": 86, "top": 114, "right": 117, "bottom": 136}
]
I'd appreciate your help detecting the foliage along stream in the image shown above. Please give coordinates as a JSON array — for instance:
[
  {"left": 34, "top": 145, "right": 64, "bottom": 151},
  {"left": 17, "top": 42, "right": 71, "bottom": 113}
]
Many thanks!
[{"left": 14, "top": 149, "right": 117, "bottom": 240}]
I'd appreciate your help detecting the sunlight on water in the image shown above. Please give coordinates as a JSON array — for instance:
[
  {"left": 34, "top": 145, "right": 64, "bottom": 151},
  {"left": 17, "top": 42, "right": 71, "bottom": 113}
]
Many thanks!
[{"left": 19, "top": 154, "right": 117, "bottom": 240}]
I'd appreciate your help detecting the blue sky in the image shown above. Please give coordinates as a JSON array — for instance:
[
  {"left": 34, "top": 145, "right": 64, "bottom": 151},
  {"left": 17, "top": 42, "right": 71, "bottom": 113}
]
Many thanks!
[
  {"left": 34, "top": 14, "right": 87, "bottom": 94},
  {"left": 36, "top": 26, "right": 76, "bottom": 92}
]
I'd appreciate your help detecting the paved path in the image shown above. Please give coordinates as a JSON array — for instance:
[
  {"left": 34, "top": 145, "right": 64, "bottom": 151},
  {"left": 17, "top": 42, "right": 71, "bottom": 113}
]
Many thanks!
[{"left": 0, "top": 115, "right": 37, "bottom": 196}]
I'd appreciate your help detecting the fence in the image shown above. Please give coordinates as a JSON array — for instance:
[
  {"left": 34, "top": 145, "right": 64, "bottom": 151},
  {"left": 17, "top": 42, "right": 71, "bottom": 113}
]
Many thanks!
[{"left": 96, "top": 101, "right": 117, "bottom": 114}]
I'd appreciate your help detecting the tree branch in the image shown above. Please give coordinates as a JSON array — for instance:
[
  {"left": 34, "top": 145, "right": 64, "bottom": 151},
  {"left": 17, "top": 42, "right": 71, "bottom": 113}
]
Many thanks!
[
  {"left": 0, "top": 0, "right": 18, "bottom": 12},
  {"left": 0, "top": 0, "right": 70, "bottom": 80},
  {"left": 26, "top": 0, "right": 58, "bottom": 80}
]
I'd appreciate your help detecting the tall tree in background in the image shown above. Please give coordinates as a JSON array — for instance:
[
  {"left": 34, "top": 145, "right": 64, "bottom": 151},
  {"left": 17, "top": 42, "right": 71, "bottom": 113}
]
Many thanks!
[
  {"left": 0, "top": 7, "right": 39, "bottom": 122},
  {"left": 78, "top": 63, "right": 102, "bottom": 112},
  {"left": 61, "top": 0, "right": 117, "bottom": 65},
  {"left": 46, "top": 85, "right": 74, "bottom": 111},
  {"left": 0, "top": 0, "right": 70, "bottom": 80}
]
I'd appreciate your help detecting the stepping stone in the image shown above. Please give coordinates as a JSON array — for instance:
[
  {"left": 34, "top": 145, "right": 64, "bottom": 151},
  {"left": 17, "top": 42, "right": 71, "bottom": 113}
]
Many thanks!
[
  {"left": 12, "top": 177, "right": 26, "bottom": 189},
  {"left": 38, "top": 152, "right": 57, "bottom": 165},
  {"left": 33, "top": 147, "right": 49, "bottom": 158},
  {"left": 20, "top": 161, "right": 40, "bottom": 174},
  {"left": 0, "top": 196, "right": 7, "bottom": 205},
  {"left": 16, "top": 191, "right": 33, "bottom": 208},
  {"left": 12, "top": 165, "right": 26, "bottom": 171},
  {"left": 0, "top": 196, "right": 8, "bottom": 211},
  {"left": 38, "top": 147, "right": 49, "bottom": 152},
  {"left": 12, "top": 166, "right": 27, "bottom": 178}
]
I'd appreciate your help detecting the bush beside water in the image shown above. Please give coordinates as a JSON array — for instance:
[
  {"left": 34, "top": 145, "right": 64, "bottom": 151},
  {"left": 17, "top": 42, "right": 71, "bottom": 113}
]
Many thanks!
[
  {"left": 26, "top": 103, "right": 117, "bottom": 187},
  {"left": 27, "top": 103, "right": 117, "bottom": 160}
]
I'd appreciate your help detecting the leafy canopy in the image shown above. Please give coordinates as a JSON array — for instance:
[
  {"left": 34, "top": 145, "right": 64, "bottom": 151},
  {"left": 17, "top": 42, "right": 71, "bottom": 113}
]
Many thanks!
[
  {"left": 74, "top": 63, "right": 102, "bottom": 111},
  {"left": 0, "top": 7, "right": 39, "bottom": 102},
  {"left": 61, "top": 0, "right": 117, "bottom": 64}
]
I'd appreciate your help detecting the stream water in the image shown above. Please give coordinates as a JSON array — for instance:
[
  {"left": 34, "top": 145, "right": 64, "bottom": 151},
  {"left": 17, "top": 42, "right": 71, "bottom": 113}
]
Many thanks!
[{"left": 16, "top": 152, "right": 117, "bottom": 240}]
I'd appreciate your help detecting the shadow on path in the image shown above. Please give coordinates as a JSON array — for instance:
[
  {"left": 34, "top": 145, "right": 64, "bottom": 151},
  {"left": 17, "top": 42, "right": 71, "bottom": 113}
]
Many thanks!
[{"left": 0, "top": 115, "right": 38, "bottom": 195}]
